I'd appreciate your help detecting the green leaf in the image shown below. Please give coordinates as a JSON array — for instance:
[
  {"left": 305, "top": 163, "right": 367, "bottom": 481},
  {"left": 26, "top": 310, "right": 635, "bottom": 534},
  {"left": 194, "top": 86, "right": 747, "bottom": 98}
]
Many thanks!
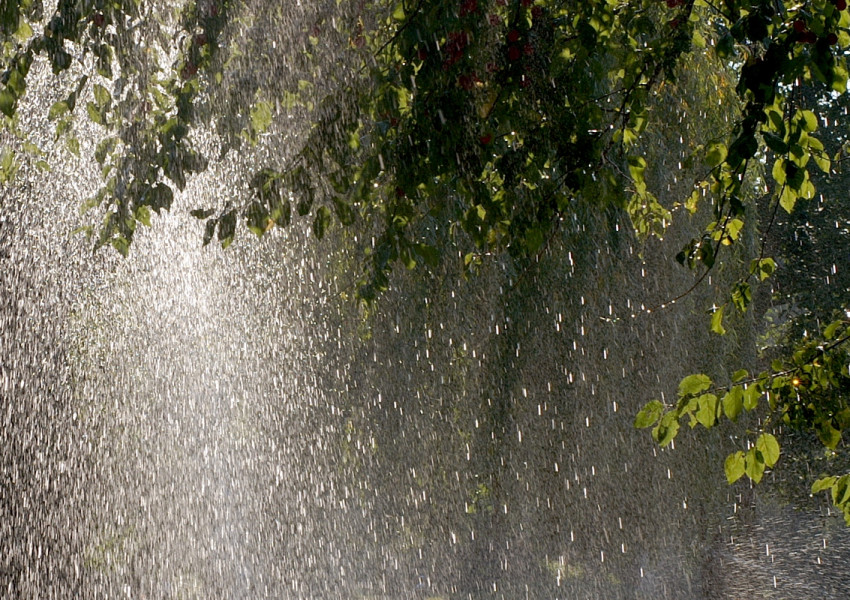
[
  {"left": 66, "top": 136, "right": 80, "bottom": 157},
  {"left": 651, "top": 412, "right": 680, "bottom": 447},
  {"left": 271, "top": 197, "right": 291, "bottom": 227},
  {"left": 245, "top": 201, "right": 269, "bottom": 236},
  {"left": 684, "top": 189, "right": 700, "bottom": 214},
  {"left": 812, "top": 476, "right": 837, "bottom": 494},
  {"left": 6, "top": 68, "right": 25, "bottom": 97},
  {"left": 250, "top": 101, "right": 273, "bottom": 135},
  {"left": 727, "top": 133, "right": 757, "bottom": 167},
  {"left": 766, "top": 107, "right": 785, "bottom": 134},
  {"left": 704, "top": 141, "right": 727, "bottom": 168},
  {"left": 86, "top": 101, "right": 105, "bottom": 125},
  {"left": 824, "top": 320, "right": 845, "bottom": 340},
  {"left": 93, "top": 84, "right": 111, "bottom": 107},
  {"left": 710, "top": 306, "right": 726, "bottom": 335},
  {"left": 762, "top": 131, "right": 787, "bottom": 154},
  {"left": 635, "top": 400, "right": 664, "bottom": 429},
  {"left": 332, "top": 197, "right": 355, "bottom": 226},
  {"left": 731, "top": 281, "right": 752, "bottom": 312},
  {"left": 50, "top": 49, "right": 71, "bottom": 74},
  {"left": 756, "top": 433, "right": 780, "bottom": 468},
  {"left": 627, "top": 155, "right": 646, "bottom": 182},
  {"left": 722, "top": 219, "right": 743, "bottom": 244},
  {"left": 836, "top": 408, "right": 850, "bottom": 431},
  {"left": 135, "top": 205, "right": 152, "bottom": 227},
  {"left": 55, "top": 118, "right": 72, "bottom": 141},
  {"left": 799, "top": 178, "right": 815, "bottom": 200},
  {"left": 1, "top": 148, "right": 13, "bottom": 172},
  {"left": 313, "top": 205, "right": 331, "bottom": 239},
  {"left": 148, "top": 184, "right": 173, "bottom": 213},
  {"left": 415, "top": 243, "right": 440, "bottom": 268},
  {"left": 0, "top": 149, "right": 18, "bottom": 182},
  {"left": 94, "top": 44, "right": 113, "bottom": 78},
  {"left": 297, "top": 189, "right": 314, "bottom": 216},
  {"left": 722, "top": 386, "right": 744, "bottom": 421},
  {"left": 744, "top": 447, "right": 765, "bottom": 483},
  {"left": 832, "top": 475, "right": 850, "bottom": 506},
  {"left": 94, "top": 137, "right": 117, "bottom": 164},
  {"left": 15, "top": 19, "right": 32, "bottom": 40},
  {"left": 779, "top": 185, "right": 797, "bottom": 213},
  {"left": 732, "top": 369, "right": 749, "bottom": 382},
  {"left": 816, "top": 419, "right": 842, "bottom": 450},
  {"left": 202, "top": 218, "right": 217, "bottom": 246},
  {"left": 525, "top": 228, "right": 544, "bottom": 253},
  {"left": 678, "top": 374, "right": 711, "bottom": 398},
  {"left": 0, "top": 90, "right": 16, "bottom": 117},
  {"left": 751, "top": 257, "right": 775, "bottom": 281},
  {"left": 190, "top": 208, "right": 216, "bottom": 219},
  {"left": 799, "top": 110, "right": 818, "bottom": 133},
  {"left": 111, "top": 235, "right": 130, "bottom": 257},
  {"left": 724, "top": 451, "right": 746, "bottom": 484},
  {"left": 48, "top": 100, "right": 70, "bottom": 121},
  {"left": 743, "top": 384, "right": 760, "bottom": 411},
  {"left": 218, "top": 210, "right": 237, "bottom": 248},
  {"left": 772, "top": 158, "right": 786, "bottom": 184},
  {"left": 696, "top": 394, "right": 718, "bottom": 428}
]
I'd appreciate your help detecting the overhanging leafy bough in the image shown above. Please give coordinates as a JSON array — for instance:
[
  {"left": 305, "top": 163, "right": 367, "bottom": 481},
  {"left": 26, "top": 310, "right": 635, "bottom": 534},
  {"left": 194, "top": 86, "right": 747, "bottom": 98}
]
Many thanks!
[
  {"left": 3, "top": 0, "right": 850, "bottom": 517},
  {"left": 638, "top": 318, "right": 850, "bottom": 523}
]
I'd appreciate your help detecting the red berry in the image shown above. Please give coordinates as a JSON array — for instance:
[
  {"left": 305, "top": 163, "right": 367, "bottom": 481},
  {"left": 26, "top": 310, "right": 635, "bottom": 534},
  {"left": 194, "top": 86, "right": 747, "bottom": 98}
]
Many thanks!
[
  {"left": 531, "top": 6, "right": 543, "bottom": 19},
  {"left": 458, "top": 74, "right": 476, "bottom": 90},
  {"left": 395, "top": 187, "right": 405, "bottom": 198},
  {"left": 666, "top": 0, "right": 683, "bottom": 7},
  {"left": 793, "top": 20, "right": 807, "bottom": 33},
  {"left": 507, "top": 29, "right": 520, "bottom": 43},
  {"left": 827, "top": 32, "right": 839, "bottom": 45},
  {"left": 460, "top": 0, "right": 478, "bottom": 17},
  {"left": 417, "top": 48, "right": 428, "bottom": 60},
  {"left": 521, "top": 0, "right": 532, "bottom": 6},
  {"left": 180, "top": 62, "right": 198, "bottom": 79},
  {"left": 479, "top": 134, "right": 493, "bottom": 145},
  {"left": 838, "top": 0, "right": 847, "bottom": 10},
  {"left": 803, "top": 31, "right": 818, "bottom": 43},
  {"left": 447, "top": 31, "right": 469, "bottom": 51},
  {"left": 508, "top": 45, "right": 522, "bottom": 61}
]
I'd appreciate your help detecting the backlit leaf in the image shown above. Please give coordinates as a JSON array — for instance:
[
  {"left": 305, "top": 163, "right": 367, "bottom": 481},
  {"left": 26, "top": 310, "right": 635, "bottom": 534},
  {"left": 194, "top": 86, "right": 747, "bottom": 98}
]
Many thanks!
[
  {"left": 724, "top": 451, "right": 745, "bottom": 484},
  {"left": 678, "top": 374, "right": 711, "bottom": 398},
  {"left": 695, "top": 394, "right": 718, "bottom": 428},
  {"left": 745, "top": 448, "right": 765, "bottom": 483},
  {"left": 710, "top": 306, "right": 726, "bottom": 335},
  {"left": 635, "top": 400, "right": 663, "bottom": 429},
  {"left": 722, "top": 386, "right": 743, "bottom": 421},
  {"left": 756, "top": 433, "right": 780, "bottom": 468}
]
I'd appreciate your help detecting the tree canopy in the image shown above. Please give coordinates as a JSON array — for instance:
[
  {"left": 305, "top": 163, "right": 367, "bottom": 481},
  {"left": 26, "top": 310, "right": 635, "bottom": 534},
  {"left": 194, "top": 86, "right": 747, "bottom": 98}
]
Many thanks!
[{"left": 3, "top": 0, "right": 850, "bottom": 518}]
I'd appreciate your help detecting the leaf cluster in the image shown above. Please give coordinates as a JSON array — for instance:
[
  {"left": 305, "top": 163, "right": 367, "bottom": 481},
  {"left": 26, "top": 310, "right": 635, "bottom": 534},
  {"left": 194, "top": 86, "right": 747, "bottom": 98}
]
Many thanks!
[{"left": 637, "top": 318, "right": 850, "bottom": 517}]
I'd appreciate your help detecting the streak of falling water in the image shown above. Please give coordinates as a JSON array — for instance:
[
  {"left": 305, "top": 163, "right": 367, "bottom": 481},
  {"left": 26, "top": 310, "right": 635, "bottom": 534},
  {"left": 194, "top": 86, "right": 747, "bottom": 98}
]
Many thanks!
[{"left": 76, "top": 210, "right": 267, "bottom": 597}]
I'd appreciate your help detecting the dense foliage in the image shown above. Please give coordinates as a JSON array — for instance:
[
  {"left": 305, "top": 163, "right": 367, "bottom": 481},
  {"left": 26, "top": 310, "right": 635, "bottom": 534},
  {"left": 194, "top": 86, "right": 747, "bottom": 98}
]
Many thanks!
[{"left": 3, "top": 0, "right": 850, "bottom": 518}]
